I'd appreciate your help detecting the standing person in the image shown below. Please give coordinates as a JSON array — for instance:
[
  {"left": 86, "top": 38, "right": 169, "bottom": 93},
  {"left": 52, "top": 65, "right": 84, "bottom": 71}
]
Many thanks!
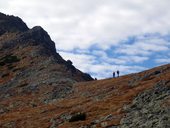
[
  {"left": 113, "top": 71, "right": 115, "bottom": 78},
  {"left": 117, "top": 70, "right": 119, "bottom": 77}
]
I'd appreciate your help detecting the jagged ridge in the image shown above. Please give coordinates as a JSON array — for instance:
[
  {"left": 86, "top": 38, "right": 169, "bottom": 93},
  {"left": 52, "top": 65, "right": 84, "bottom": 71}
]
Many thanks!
[
  {"left": 0, "top": 12, "right": 28, "bottom": 35},
  {"left": 0, "top": 12, "right": 93, "bottom": 103}
]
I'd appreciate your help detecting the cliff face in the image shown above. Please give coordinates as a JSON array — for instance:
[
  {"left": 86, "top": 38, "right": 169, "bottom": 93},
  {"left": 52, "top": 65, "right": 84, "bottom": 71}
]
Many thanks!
[{"left": 0, "top": 13, "right": 169, "bottom": 128}]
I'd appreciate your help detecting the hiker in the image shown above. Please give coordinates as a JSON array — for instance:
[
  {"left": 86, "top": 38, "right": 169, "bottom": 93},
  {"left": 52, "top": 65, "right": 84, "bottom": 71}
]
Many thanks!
[
  {"left": 113, "top": 71, "right": 115, "bottom": 78},
  {"left": 117, "top": 70, "right": 119, "bottom": 77}
]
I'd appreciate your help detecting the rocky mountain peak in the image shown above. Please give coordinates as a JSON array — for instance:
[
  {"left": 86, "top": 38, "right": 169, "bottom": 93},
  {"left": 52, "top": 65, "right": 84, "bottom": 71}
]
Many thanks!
[
  {"left": 0, "top": 12, "right": 93, "bottom": 103},
  {"left": 0, "top": 12, "right": 28, "bottom": 35},
  {"left": 18, "top": 26, "right": 57, "bottom": 54}
]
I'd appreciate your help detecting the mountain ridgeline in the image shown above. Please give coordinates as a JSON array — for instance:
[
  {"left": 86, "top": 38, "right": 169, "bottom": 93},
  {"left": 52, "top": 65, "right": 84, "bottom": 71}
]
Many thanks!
[
  {"left": 0, "top": 12, "right": 170, "bottom": 128},
  {"left": 0, "top": 12, "right": 93, "bottom": 102}
]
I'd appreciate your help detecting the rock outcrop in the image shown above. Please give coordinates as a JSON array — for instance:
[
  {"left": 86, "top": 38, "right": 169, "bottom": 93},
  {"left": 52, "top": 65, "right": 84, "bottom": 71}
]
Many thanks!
[
  {"left": 0, "top": 12, "right": 28, "bottom": 35},
  {"left": 119, "top": 80, "right": 170, "bottom": 128},
  {"left": 0, "top": 12, "right": 93, "bottom": 104}
]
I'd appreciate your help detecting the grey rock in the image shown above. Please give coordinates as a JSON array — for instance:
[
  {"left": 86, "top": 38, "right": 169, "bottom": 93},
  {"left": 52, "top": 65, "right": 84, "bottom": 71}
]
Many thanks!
[
  {"left": 104, "top": 114, "right": 113, "bottom": 121},
  {"left": 119, "top": 81, "right": 170, "bottom": 128},
  {"left": 1, "top": 121, "right": 16, "bottom": 128}
]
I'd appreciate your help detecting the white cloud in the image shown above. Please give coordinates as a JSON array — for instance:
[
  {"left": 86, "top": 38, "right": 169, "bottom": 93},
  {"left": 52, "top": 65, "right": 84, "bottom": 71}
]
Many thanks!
[
  {"left": 155, "top": 58, "right": 170, "bottom": 64},
  {"left": 115, "top": 36, "right": 170, "bottom": 55},
  {"left": 1, "top": 0, "right": 170, "bottom": 51},
  {"left": 1, "top": 0, "right": 170, "bottom": 78},
  {"left": 91, "top": 50, "right": 149, "bottom": 64},
  {"left": 119, "top": 56, "right": 149, "bottom": 63},
  {"left": 59, "top": 51, "right": 147, "bottom": 79},
  {"left": 59, "top": 51, "right": 96, "bottom": 72}
]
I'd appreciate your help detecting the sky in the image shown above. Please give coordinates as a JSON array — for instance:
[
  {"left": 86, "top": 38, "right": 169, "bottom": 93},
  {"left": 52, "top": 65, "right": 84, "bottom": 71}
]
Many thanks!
[{"left": 1, "top": 0, "right": 170, "bottom": 79}]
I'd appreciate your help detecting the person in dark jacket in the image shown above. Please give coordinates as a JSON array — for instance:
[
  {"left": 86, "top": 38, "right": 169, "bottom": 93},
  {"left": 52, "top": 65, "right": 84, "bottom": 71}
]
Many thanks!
[
  {"left": 113, "top": 71, "right": 115, "bottom": 78},
  {"left": 117, "top": 70, "right": 119, "bottom": 77}
]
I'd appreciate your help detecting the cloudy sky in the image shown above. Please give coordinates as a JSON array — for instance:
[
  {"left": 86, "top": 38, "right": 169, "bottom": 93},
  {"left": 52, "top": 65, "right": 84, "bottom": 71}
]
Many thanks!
[{"left": 1, "top": 0, "right": 170, "bottom": 79}]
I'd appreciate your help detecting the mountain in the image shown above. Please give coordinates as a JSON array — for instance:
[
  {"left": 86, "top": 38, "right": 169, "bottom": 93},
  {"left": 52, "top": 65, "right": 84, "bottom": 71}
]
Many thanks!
[
  {"left": 0, "top": 13, "right": 170, "bottom": 128},
  {"left": 0, "top": 12, "right": 93, "bottom": 105}
]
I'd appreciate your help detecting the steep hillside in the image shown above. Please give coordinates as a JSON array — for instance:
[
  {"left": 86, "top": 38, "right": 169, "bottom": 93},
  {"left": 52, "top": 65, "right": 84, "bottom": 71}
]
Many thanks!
[
  {"left": 0, "top": 12, "right": 94, "bottom": 123},
  {"left": 55, "top": 64, "right": 169, "bottom": 128},
  {"left": 0, "top": 13, "right": 170, "bottom": 128},
  {"left": 0, "top": 61, "right": 169, "bottom": 128}
]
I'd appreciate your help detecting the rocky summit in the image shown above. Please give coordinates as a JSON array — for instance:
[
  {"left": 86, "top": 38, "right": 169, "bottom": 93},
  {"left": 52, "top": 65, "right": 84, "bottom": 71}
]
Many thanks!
[
  {"left": 0, "top": 12, "right": 93, "bottom": 117},
  {"left": 0, "top": 13, "right": 170, "bottom": 128}
]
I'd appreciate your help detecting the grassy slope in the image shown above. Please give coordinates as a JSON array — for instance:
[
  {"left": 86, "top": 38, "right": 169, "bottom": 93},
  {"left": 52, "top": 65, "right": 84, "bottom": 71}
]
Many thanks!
[{"left": 0, "top": 64, "right": 170, "bottom": 128}]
